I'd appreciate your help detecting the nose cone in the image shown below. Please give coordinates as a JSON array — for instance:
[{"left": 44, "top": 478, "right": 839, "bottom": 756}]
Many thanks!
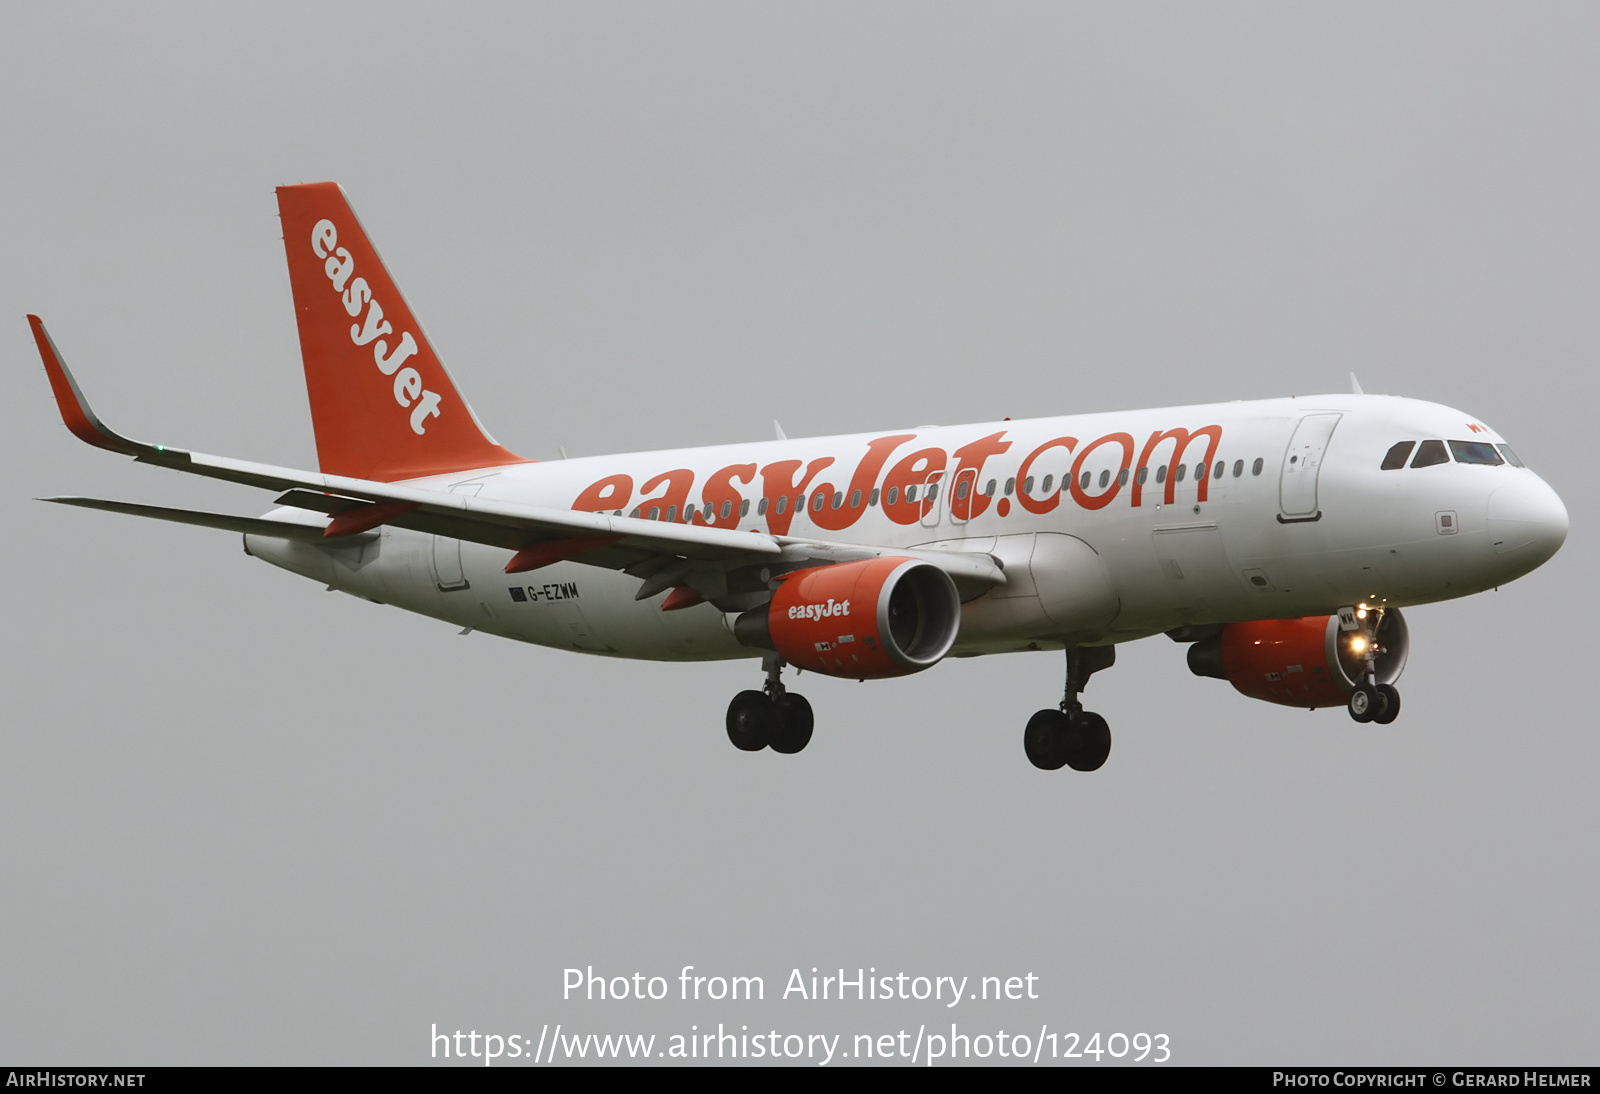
[{"left": 1487, "top": 476, "right": 1568, "bottom": 578}]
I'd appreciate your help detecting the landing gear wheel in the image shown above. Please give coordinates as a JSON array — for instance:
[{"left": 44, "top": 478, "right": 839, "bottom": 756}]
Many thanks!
[
  {"left": 1063, "top": 711, "right": 1112, "bottom": 772},
  {"left": 770, "top": 692, "right": 814, "bottom": 754},
  {"left": 1373, "top": 684, "right": 1401, "bottom": 725},
  {"left": 1023, "top": 709, "right": 1071, "bottom": 770},
  {"left": 726, "top": 690, "right": 775, "bottom": 751},
  {"left": 1347, "top": 683, "right": 1388, "bottom": 724}
]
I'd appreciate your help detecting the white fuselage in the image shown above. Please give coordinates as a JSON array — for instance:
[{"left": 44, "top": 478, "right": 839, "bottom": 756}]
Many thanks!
[{"left": 244, "top": 393, "right": 1568, "bottom": 663}]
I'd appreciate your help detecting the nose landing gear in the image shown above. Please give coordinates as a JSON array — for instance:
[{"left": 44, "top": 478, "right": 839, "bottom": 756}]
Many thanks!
[
  {"left": 725, "top": 654, "right": 814, "bottom": 754},
  {"left": 1344, "top": 606, "right": 1401, "bottom": 725},
  {"left": 1024, "top": 646, "right": 1115, "bottom": 771},
  {"left": 1348, "top": 682, "right": 1401, "bottom": 724}
]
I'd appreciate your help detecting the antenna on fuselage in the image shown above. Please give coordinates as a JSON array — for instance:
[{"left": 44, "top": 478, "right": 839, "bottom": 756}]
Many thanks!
[
  {"left": 773, "top": 420, "right": 787, "bottom": 441},
  {"left": 1349, "top": 372, "right": 1365, "bottom": 395}
]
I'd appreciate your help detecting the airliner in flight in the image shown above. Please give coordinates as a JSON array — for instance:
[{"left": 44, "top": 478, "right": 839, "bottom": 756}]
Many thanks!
[{"left": 30, "top": 183, "right": 1569, "bottom": 771}]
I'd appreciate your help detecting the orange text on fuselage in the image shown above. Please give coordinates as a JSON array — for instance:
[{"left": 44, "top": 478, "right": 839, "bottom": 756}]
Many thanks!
[{"left": 571, "top": 426, "right": 1227, "bottom": 533}]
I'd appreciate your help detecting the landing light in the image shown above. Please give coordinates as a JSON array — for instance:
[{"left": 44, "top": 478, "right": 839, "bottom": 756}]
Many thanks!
[
  {"left": 1356, "top": 608, "right": 1368, "bottom": 620},
  {"left": 1350, "top": 636, "right": 1368, "bottom": 654}
]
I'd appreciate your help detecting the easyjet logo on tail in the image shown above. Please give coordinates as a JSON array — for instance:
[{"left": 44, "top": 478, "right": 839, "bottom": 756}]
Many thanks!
[{"left": 310, "top": 219, "right": 443, "bottom": 435}]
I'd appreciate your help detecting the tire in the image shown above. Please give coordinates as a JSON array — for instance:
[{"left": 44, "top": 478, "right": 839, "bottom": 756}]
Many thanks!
[
  {"left": 1348, "top": 684, "right": 1377, "bottom": 723},
  {"left": 1064, "top": 711, "right": 1112, "bottom": 772},
  {"left": 726, "top": 690, "right": 775, "bottom": 751},
  {"left": 770, "top": 692, "right": 815, "bottom": 754},
  {"left": 1023, "top": 709, "right": 1070, "bottom": 770},
  {"left": 1373, "top": 684, "right": 1401, "bottom": 725}
]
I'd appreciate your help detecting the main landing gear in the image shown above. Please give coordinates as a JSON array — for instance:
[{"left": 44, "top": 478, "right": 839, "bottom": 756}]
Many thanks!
[
  {"left": 726, "top": 654, "right": 814, "bottom": 754},
  {"left": 1345, "top": 605, "right": 1401, "bottom": 725},
  {"left": 1024, "top": 646, "right": 1115, "bottom": 772}
]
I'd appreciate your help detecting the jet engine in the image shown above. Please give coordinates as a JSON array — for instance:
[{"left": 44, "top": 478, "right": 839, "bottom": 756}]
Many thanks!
[
  {"left": 734, "top": 556, "right": 961, "bottom": 679},
  {"left": 1187, "top": 609, "right": 1409, "bottom": 708}
]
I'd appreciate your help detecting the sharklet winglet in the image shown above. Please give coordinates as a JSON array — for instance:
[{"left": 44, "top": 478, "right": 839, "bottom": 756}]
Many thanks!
[{"left": 27, "top": 315, "right": 153, "bottom": 457}]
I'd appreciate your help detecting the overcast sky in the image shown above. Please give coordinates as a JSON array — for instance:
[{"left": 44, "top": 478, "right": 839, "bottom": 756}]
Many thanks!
[{"left": 2, "top": 2, "right": 1595, "bottom": 1065}]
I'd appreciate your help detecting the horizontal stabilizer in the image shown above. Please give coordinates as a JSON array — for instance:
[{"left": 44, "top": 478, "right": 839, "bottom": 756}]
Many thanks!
[{"left": 40, "top": 497, "right": 340, "bottom": 542}]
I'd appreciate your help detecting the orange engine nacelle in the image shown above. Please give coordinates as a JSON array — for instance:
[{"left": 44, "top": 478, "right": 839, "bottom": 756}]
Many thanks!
[
  {"left": 734, "top": 557, "right": 961, "bottom": 679},
  {"left": 1187, "top": 610, "right": 1409, "bottom": 709}
]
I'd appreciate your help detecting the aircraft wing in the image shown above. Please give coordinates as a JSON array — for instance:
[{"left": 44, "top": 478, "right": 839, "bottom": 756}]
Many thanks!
[
  {"left": 30, "top": 316, "right": 1005, "bottom": 593},
  {"left": 29, "top": 314, "right": 780, "bottom": 564}
]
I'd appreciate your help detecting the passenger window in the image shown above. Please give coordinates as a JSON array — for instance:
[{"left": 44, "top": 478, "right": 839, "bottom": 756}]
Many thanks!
[
  {"left": 1411, "top": 440, "right": 1449, "bottom": 468},
  {"left": 1023, "top": 476, "right": 1035, "bottom": 494},
  {"left": 630, "top": 507, "right": 642, "bottom": 518},
  {"left": 1213, "top": 461, "right": 1223, "bottom": 480},
  {"left": 1005, "top": 477, "right": 1016, "bottom": 496},
  {"left": 1118, "top": 468, "right": 1129, "bottom": 487},
  {"left": 740, "top": 499, "right": 750, "bottom": 517},
  {"left": 907, "top": 485, "right": 919, "bottom": 502},
  {"left": 757, "top": 498, "right": 768, "bottom": 516},
  {"left": 720, "top": 500, "right": 732, "bottom": 519},
  {"left": 775, "top": 496, "right": 787, "bottom": 515},
  {"left": 1176, "top": 464, "right": 1187, "bottom": 482},
  {"left": 1233, "top": 459, "right": 1243, "bottom": 477},
  {"left": 1195, "top": 462, "right": 1207, "bottom": 479},
  {"left": 956, "top": 479, "right": 969, "bottom": 499},
  {"left": 832, "top": 491, "right": 843, "bottom": 509},
  {"left": 1497, "top": 445, "right": 1524, "bottom": 468},
  {"left": 811, "top": 492, "right": 825, "bottom": 512},
  {"left": 869, "top": 488, "right": 880, "bottom": 506},
  {"left": 1099, "top": 469, "right": 1111, "bottom": 488},
  {"left": 850, "top": 489, "right": 862, "bottom": 508},
  {"left": 650, "top": 506, "right": 662, "bottom": 521},
  {"left": 926, "top": 482, "right": 939, "bottom": 501},
  {"left": 1251, "top": 457, "right": 1263, "bottom": 476},
  {"left": 984, "top": 479, "right": 996, "bottom": 496},
  {"left": 1137, "top": 466, "right": 1148, "bottom": 485},
  {"left": 1155, "top": 466, "right": 1167, "bottom": 484},
  {"left": 886, "top": 486, "right": 899, "bottom": 505},
  {"left": 1380, "top": 441, "right": 1415, "bottom": 470},
  {"left": 1080, "top": 471, "right": 1091, "bottom": 489},
  {"left": 1041, "top": 475, "right": 1054, "bottom": 494},
  {"left": 1449, "top": 440, "right": 1504, "bottom": 466}
]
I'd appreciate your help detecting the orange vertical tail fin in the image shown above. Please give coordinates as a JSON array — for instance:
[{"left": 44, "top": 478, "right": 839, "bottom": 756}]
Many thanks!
[{"left": 276, "top": 182, "right": 526, "bottom": 481}]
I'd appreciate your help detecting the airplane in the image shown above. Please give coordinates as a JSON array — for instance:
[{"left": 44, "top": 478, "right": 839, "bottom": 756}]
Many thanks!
[{"left": 28, "top": 182, "right": 1569, "bottom": 771}]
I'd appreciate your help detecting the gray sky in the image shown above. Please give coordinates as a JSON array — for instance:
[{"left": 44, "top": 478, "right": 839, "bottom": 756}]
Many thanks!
[{"left": 2, "top": 2, "right": 1595, "bottom": 1065}]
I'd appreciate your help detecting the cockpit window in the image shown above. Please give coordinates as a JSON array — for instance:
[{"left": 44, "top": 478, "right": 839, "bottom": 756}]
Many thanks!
[
  {"left": 1381, "top": 441, "right": 1415, "bottom": 470},
  {"left": 1449, "top": 440, "right": 1504, "bottom": 466},
  {"left": 1410, "top": 440, "right": 1449, "bottom": 468},
  {"left": 1496, "top": 444, "right": 1525, "bottom": 468}
]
